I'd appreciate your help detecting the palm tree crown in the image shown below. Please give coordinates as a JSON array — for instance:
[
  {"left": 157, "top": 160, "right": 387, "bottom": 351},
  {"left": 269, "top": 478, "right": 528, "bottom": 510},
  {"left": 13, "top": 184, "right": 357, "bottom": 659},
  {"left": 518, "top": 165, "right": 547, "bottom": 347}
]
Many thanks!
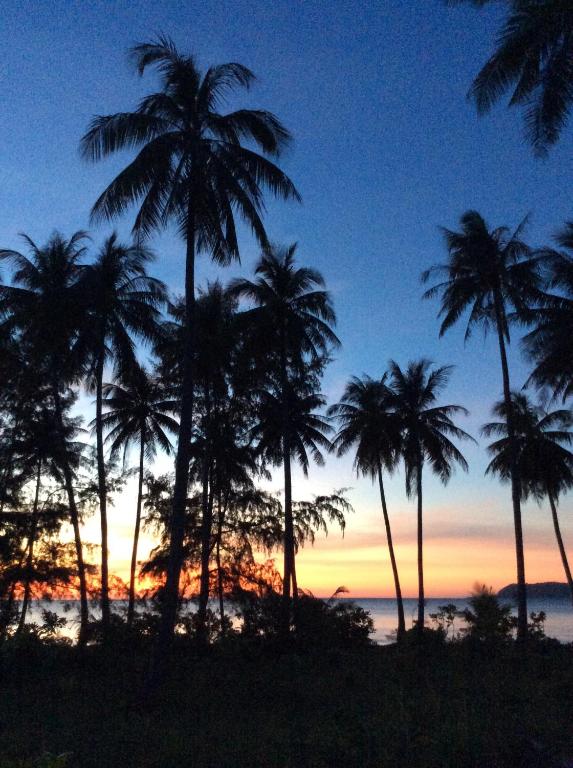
[{"left": 81, "top": 36, "right": 299, "bottom": 254}]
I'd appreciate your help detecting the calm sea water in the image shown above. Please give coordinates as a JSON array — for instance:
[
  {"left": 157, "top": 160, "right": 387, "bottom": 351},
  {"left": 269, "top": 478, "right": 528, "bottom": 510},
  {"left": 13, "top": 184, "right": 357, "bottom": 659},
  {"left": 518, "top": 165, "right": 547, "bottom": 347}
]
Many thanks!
[{"left": 28, "top": 597, "right": 573, "bottom": 644}]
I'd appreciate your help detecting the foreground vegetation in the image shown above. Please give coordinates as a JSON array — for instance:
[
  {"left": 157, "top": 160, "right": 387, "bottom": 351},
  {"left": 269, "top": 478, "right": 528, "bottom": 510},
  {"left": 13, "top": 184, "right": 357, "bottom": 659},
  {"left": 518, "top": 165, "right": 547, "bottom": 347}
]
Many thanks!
[{"left": 1, "top": 633, "right": 572, "bottom": 768}]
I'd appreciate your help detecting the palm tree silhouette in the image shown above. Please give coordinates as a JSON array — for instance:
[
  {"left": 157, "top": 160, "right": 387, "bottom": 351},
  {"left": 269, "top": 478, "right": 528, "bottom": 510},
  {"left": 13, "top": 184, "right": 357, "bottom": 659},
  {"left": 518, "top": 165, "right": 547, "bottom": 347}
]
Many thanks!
[
  {"left": 525, "top": 222, "right": 573, "bottom": 402},
  {"left": 450, "top": 0, "right": 573, "bottom": 154},
  {"left": 81, "top": 37, "right": 299, "bottom": 659},
  {"left": 99, "top": 369, "right": 178, "bottom": 625},
  {"left": 483, "top": 392, "right": 573, "bottom": 606},
  {"left": 231, "top": 245, "right": 338, "bottom": 627},
  {"left": 329, "top": 375, "right": 406, "bottom": 640},
  {"left": 423, "top": 209, "right": 540, "bottom": 639},
  {"left": 389, "top": 360, "right": 472, "bottom": 636},
  {"left": 78, "top": 234, "right": 165, "bottom": 630},
  {"left": 0, "top": 232, "right": 91, "bottom": 641},
  {"left": 252, "top": 382, "right": 333, "bottom": 622}
]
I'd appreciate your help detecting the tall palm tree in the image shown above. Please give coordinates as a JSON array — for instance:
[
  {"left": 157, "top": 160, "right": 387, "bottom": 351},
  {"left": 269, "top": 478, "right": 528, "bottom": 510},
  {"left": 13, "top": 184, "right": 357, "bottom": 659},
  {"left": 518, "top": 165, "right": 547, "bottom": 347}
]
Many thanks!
[
  {"left": 449, "top": 0, "right": 573, "bottom": 155},
  {"left": 78, "top": 234, "right": 165, "bottom": 630},
  {"left": 231, "top": 245, "right": 338, "bottom": 625},
  {"left": 328, "top": 375, "right": 406, "bottom": 640},
  {"left": 483, "top": 392, "right": 573, "bottom": 605},
  {"left": 525, "top": 222, "right": 573, "bottom": 401},
  {"left": 0, "top": 232, "right": 91, "bottom": 642},
  {"left": 422, "top": 209, "right": 540, "bottom": 639},
  {"left": 389, "top": 360, "right": 472, "bottom": 636},
  {"left": 81, "top": 37, "right": 299, "bottom": 661},
  {"left": 99, "top": 368, "right": 178, "bottom": 625}
]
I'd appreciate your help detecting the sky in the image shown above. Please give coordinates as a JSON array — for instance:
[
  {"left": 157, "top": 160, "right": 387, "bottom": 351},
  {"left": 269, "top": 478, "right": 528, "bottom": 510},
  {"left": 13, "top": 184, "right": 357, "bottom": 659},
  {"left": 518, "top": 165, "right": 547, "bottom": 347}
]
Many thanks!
[{"left": 1, "top": 0, "right": 573, "bottom": 598}]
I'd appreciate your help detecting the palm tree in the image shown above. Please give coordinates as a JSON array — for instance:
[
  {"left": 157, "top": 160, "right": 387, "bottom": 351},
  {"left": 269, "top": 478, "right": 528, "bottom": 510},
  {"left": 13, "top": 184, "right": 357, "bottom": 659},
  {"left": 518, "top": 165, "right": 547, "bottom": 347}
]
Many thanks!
[
  {"left": 449, "top": 0, "right": 573, "bottom": 155},
  {"left": 11, "top": 403, "right": 86, "bottom": 631},
  {"left": 81, "top": 38, "right": 299, "bottom": 661},
  {"left": 422, "top": 209, "right": 540, "bottom": 639},
  {"left": 389, "top": 360, "right": 472, "bottom": 636},
  {"left": 483, "top": 392, "right": 573, "bottom": 606},
  {"left": 251, "top": 381, "right": 333, "bottom": 617},
  {"left": 99, "top": 368, "right": 178, "bottom": 625},
  {"left": 78, "top": 234, "right": 165, "bottom": 630},
  {"left": 328, "top": 375, "right": 406, "bottom": 640},
  {"left": 231, "top": 245, "right": 339, "bottom": 625},
  {"left": 0, "top": 232, "right": 91, "bottom": 642},
  {"left": 525, "top": 222, "right": 573, "bottom": 401}
]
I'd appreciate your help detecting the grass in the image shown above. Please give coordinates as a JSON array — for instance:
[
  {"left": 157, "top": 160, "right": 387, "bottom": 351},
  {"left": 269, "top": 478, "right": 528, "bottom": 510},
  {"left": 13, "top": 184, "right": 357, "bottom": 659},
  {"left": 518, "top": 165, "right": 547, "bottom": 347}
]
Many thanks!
[{"left": 1, "top": 638, "right": 572, "bottom": 767}]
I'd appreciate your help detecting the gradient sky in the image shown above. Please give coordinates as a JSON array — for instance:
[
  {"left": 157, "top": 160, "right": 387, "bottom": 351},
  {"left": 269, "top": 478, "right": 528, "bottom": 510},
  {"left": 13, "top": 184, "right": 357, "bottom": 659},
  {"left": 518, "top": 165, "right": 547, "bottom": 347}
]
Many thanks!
[{"left": 2, "top": 0, "right": 572, "bottom": 598}]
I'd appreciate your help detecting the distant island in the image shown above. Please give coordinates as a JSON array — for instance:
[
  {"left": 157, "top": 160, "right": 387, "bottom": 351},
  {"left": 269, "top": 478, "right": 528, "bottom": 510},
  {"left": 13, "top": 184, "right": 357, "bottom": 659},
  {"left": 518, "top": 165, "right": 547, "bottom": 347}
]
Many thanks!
[{"left": 498, "top": 582, "right": 571, "bottom": 600}]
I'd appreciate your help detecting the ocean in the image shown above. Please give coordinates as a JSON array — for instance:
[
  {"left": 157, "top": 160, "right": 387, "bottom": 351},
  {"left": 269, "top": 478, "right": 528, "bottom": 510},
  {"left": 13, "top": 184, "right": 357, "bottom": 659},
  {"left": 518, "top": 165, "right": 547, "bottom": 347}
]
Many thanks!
[{"left": 27, "top": 596, "right": 573, "bottom": 644}]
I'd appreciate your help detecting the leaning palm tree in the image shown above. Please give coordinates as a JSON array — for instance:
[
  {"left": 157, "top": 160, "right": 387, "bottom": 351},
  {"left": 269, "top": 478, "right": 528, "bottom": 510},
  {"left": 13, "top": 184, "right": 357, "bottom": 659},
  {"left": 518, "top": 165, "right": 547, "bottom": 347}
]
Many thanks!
[
  {"left": 77, "top": 234, "right": 165, "bottom": 631},
  {"left": 231, "top": 245, "right": 339, "bottom": 625},
  {"left": 524, "top": 222, "right": 573, "bottom": 402},
  {"left": 422, "top": 209, "right": 541, "bottom": 639},
  {"left": 449, "top": 0, "right": 573, "bottom": 155},
  {"left": 483, "top": 392, "right": 573, "bottom": 606},
  {"left": 328, "top": 375, "right": 406, "bottom": 640},
  {"left": 389, "top": 360, "right": 472, "bottom": 636},
  {"left": 0, "top": 232, "right": 91, "bottom": 642},
  {"left": 99, "top": 368, "right": 178, "bottom": 625},
  {"left": 81, "top": 38, "right": 299, "bottom": 661}
]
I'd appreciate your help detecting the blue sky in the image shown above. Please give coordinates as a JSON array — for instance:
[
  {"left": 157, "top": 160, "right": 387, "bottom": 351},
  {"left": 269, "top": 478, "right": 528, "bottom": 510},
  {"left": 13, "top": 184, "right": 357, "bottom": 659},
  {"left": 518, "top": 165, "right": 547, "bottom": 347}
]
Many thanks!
[{"left": 2, "top": 0, "right": 572, "bottom": 596}]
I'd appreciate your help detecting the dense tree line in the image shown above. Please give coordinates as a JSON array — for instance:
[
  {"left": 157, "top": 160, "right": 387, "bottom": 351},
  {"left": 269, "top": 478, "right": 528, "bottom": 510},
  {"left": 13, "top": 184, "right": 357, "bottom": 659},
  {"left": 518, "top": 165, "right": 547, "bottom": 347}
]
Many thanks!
[{"left": 1, "top": 15, "right": 573, "bottom": 690}]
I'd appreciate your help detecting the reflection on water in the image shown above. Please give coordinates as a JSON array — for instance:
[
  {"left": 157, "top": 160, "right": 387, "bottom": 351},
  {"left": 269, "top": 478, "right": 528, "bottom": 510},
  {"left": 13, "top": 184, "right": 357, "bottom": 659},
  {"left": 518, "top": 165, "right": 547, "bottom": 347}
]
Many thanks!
[{"left": 26, "top": 597, "right": 573, "bottom": 644}]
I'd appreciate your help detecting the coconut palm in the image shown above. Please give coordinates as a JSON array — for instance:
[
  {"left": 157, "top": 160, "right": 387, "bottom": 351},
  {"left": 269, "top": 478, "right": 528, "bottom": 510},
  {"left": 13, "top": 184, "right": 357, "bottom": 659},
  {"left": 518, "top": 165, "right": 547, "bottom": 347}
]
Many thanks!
[
  {"left": 11, "top": 403, "right": 85, "bottom": 631},
  {"left": 450, "top": 0, "right": 573, "bottom": 155},
  {"left": 77, "top": 234, "right": 165, "bottom": 630},
  {"left": 483, "top": 392, "right": 573, "bottom": 605},
  {"left": 328, "top": 375, "right": 406, "bottom": 640},
  {"left": 99, "top": 368, "right": 178, "bottom": 625},
  {"left": 524, "top": 222, "right": 573, "bottom": 401},
  {"left": 0, "top": 232, "right": 91, "bottom": 641},
  {"left": 231, "top": 246, "right": 339, "bottom": 624},
  {"left": 81, "top": 38, "right": 299, "bottom": 659},
  {"left": 389, "top": 360, "right": 472, "bottom": 636},
  {"left": 422, "top": 209, "right": 541, "bottom": 639},
  {"left": 251, "top": 382, "right": 333, "bottom": 617}
]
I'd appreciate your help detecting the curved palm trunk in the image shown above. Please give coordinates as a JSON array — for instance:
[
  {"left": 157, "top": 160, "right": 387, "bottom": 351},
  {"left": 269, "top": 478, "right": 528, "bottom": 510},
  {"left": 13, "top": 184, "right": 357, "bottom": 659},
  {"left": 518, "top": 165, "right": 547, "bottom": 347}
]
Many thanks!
[
  {"left": 493, "top": 294, "right": 527, "bottom": 640},
  {"left": 127, "top": 427, "right": 146, "bottom": 627},
  {"left": 151, "top": 201, "right": 196, "bottom": 688},
  {"left": 416, "top": 454, "right": 425, "bottom": 637},
  {"left": 51, "top": 383, "right": 89, "bottom": 645},
  {"left": 377, "top": 462, "right": 405, "bottom": 641},
  {"left": 17, "top": 460, "right": 42, "bottom": 634},
  {"left": 548, "top": 491, "right": 573, "bottom": 607},
  {"left": 95, "top": 349, "right": 110, "bottom": 631},
  {"left": 1, "top": 549, "right": 26, "bottom": 639}
]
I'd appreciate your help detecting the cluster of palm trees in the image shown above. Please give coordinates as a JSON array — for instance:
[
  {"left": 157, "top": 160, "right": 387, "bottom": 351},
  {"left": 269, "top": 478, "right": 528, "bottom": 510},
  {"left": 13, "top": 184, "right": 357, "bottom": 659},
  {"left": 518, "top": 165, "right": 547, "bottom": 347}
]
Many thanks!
[{"left": 2, "top": 12, "right": 573, "bottom": 678}]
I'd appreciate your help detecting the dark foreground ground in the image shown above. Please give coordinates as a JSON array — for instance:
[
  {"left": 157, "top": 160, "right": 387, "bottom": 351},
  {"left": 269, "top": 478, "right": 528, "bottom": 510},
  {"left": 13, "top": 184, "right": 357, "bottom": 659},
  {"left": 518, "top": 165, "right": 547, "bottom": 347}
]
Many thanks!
[{"left": 1, "top": 639, "right": 572, "bottom": 768}]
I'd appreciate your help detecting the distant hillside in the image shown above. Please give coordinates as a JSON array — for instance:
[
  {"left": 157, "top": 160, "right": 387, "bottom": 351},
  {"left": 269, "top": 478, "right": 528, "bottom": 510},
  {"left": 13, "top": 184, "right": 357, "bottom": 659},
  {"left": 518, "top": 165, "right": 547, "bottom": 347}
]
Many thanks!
[{"left": 497, "top": 582, "right": 571, "bottom": 600}]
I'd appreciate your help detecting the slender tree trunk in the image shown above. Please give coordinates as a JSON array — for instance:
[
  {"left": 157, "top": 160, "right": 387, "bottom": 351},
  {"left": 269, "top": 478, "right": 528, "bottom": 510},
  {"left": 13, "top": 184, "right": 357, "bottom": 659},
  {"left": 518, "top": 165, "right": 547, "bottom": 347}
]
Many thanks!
[
  {"left": 0, "top": 550, "right": 26, "bottom": 639},
  {"left": 17, "top": 460, "right": 42, "bottom": 634},
  {"left": 282, "top": 437, "right": 294, "bottom": 636},
  {"left": 95, "top": 348, "right": 110, "bottom": 632},
  {"left": 198, "top": 465, "right": 214, "bottom": 643},
  {"left": 493, "top": 293, "right": 527, "bottom": 640},
  {"left": 548, "top": 491, "right": 573, "bottom": 607},
  {"left": 150, "top": 199, "right": 196, "bottom": 688},
  {"left": 216, "top": 489, "right": 225, "bottom": 631},
  {"left": 128, "top": 427, "right": 146, "bottom": 627},
  {"left": 416, "top": 453, "right": 425, "bottom": 637},
  {"left": 377, "top": 462, "right": 405, "bottom": 641},
  {"left": 51, "top": 382, "right": 89, "bottom": 644}
]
